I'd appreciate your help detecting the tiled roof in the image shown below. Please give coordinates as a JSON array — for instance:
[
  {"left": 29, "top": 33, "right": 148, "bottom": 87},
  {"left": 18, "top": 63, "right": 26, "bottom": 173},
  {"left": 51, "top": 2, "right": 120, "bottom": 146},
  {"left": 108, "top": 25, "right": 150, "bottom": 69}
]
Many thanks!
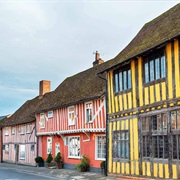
[{"left": 105, "top": 3, "right": 180, "bottom": 70}]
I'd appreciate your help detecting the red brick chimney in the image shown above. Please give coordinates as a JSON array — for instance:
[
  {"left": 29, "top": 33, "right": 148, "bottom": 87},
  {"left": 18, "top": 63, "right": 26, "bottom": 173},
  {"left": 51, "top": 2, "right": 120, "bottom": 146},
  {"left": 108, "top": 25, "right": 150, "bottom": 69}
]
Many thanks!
[
  {"left": 93, "top": 51, "right": 104, "bottom": 66},
  {"left": 39, "top": 80, "right": 50, "bottom": 98}
]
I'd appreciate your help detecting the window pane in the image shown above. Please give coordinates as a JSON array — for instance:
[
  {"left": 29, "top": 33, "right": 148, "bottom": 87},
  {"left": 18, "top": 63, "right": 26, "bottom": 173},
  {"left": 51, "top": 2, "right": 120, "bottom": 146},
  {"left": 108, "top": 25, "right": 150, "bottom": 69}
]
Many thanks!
[
  {"left": 161, "top": 55, "right": 166, "bottom": 78},
  {"left": 115, "top": 73, "right": 119, "bottom": 93},
  {"left": 173, "top": 135, "right": 177, "bottom": 159},
  {"left": 128, "top": 69, "right": 131, "bottom": 89},
  {"left": 162, "top": 113, "right": 167, "bottom": 130},
  {"left": 152, "top": 136, "right": 158, "bottom": 158},
  {"left": 142, "top": 117, "right": 149, "bottom": 131},
  {"left": 152, "top": 115, "right": 157, "bottom": 130},
  {"left": 177, "top": 110, "right": 180, "bottom": 129},
  {"left": 123, "top": 71, "right": 127, "bottom": 90},
  {"left": 171, "top": 111, "right": 177, "bottom": 129},
  {"left": 155, "top": 58, "right": 160, "bottom": 79},
  {"left": 119, "top": 72, "right": 123, "bottom": 91},
  {"left": 150, "top": 60, "right": 154, "bottom": 81},
  {"left": 145, "top": 62, "right": 149, "bottom": 83}
]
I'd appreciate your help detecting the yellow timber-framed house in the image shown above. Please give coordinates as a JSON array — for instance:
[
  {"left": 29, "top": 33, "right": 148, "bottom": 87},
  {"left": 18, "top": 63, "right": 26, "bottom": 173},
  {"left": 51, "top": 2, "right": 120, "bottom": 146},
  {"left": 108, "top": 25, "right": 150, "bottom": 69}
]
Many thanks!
[{"left": 99, "top": 3, "right": 180, "bottom": 179}]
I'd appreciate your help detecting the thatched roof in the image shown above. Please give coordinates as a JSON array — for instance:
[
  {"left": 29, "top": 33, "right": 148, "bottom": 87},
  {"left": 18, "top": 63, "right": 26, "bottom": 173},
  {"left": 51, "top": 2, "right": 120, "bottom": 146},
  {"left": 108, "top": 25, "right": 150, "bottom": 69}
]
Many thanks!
[{"left": 103, "top": 3, "right": 180, "bottom": 71}]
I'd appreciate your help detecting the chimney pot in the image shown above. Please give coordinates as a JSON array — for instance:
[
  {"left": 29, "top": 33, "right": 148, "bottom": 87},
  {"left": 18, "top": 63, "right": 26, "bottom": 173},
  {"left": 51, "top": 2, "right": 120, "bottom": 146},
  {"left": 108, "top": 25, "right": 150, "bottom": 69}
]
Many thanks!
[{"left": 93, "top": 51, "right": 104, "bottom": 67}]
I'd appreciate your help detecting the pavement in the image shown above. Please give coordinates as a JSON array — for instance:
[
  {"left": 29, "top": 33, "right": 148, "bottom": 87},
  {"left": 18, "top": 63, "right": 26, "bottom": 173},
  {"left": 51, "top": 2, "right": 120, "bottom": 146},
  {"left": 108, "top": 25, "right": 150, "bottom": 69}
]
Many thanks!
[{"left": 0, "top": 162, "right": 153, "bottom": 180}]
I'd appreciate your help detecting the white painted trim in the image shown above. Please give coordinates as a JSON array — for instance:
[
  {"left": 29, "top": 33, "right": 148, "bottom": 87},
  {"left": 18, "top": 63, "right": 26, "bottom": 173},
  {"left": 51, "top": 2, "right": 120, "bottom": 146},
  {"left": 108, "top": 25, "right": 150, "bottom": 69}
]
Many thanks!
[
  {"left": 82, "top": 132, "right": 90, "bottom": 142},
  {"left": 95, "top": 134, "right": 106, "bottom": 161},
  {"left": 92, "top": 100, "right": 105, "bottom": 122},
  {"left": 36, "top": 128, "right": 105, "bottom": 136}
]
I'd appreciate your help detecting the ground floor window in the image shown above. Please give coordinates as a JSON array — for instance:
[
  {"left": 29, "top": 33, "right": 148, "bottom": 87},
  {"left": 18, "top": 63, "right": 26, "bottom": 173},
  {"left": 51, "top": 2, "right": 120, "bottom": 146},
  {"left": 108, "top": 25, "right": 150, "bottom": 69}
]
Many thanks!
[
  {"left": 112, "top": 130, "right": 129, "bottom": 159},
  {"left": 68, "top": 136, "right": 80, "bottom": 158},
  {"left": 141, "top": 110, "right": 180, "bottom": 160},
  {"left": 47, "top": 137, "right": 52, "bottom": 154},
  {"left": 19, "top": 144, "right": 25, "bottom": 160},
  {"left": 96, "top": 135, "right": 106, "bottom": 160}
]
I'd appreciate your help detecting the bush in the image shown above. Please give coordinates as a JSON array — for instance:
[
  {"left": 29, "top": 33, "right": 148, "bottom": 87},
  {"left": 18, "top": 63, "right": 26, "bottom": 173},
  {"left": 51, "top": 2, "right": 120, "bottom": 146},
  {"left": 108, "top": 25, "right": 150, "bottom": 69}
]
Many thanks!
[
  {"left": 100, "top": 161, "right": 105, "bottom": 169},
  {"left": 54, "top": 152, "right": 62, "bottom": 163},
  {"left": 34, "top": 156, "right": 44, "bottom": 163},
  {"left": 75, "top": 155, "right": 90, "bottom": 172},
  {"left": 46, "top": 153, "right": 53, "bottom": 163}
]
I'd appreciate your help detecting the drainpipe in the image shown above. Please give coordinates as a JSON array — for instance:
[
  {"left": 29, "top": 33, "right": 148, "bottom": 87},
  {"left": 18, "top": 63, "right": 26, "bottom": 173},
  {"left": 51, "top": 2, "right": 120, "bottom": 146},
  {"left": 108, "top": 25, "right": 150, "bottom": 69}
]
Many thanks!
[{"left": 97, "top": 73, "right": 108, "bottom": 176}]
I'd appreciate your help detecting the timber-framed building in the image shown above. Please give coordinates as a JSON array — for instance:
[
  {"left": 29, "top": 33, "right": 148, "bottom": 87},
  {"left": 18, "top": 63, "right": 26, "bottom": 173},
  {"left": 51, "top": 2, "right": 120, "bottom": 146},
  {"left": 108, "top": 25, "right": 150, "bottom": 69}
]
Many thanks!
[{"left": 100, "top": 3, "right": 180, "bottom": 179}]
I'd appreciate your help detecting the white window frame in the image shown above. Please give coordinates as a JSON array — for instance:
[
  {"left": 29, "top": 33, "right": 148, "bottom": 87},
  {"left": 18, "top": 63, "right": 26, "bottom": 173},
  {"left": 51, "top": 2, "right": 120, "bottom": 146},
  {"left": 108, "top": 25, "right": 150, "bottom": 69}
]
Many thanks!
[
  {"left": 68, "top": 136, "right": 80, "bottom": 158},
  {"left": 4, "top": 127, "right": 9, "bottom": 136},
  {"left": 20, "top": 125, "right": 25, "bottom": 134},
  {"left": 48, "top": 111, "right": 53, "bottom": 118},
  {"left": 68, "top": 106, "right": 75, "bottom": 126},
  {"left": 11, "top": 127, "right": 15, "bottom": 135},
  {"left": 47, "top": 137, "right": 52, "bottom": 154},
  {"left": 85, "top": 102, "right": 93, "bottom": 123},
  {"left": 95, "top": 135, "right": 106, "bottom": 160},
  {"left": 19, "top": 144, "right": 25, "bottom": 160},
  {"left": 26, "top": 124, "right": 31, "bottom": 134},
  {"left": 40, "top": 113, "right": 45, "bottom": 129},
  {"left": 5, "top": 144, "right": 9, "bottom": 154}
]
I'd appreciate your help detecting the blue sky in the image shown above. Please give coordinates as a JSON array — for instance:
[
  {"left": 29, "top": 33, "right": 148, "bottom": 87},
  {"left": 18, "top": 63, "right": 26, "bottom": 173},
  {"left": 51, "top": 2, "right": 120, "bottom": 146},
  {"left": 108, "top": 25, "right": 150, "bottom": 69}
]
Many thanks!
[{"left": 0, "top": 0, "right": 179, "bottom": 115}]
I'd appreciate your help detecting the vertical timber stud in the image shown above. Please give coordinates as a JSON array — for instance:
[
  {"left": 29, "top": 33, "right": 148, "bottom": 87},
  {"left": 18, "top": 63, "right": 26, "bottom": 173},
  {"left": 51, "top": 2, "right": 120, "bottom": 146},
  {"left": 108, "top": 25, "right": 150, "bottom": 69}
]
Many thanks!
[
  {"left": 149, "top": 116, "right": 153, "bottom": 178},
  {"left": 138, "top": 116, "right": 143, "bottom": 175},
  {"left": 168, "top": 111, "right": 173, "bottom": 179}
]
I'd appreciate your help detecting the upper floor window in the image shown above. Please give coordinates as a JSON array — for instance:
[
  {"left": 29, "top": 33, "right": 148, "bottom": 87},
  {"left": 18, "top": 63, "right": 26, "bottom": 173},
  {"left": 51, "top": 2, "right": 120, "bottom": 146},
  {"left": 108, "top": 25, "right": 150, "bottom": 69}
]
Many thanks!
[
  {"left": 26, "top": 124, "right": 32, "bottom": 134},
  {"left": 68, "top": 106, "right": 75, "bottom": 126},
  {"left": 48, "top": 111, "right": 53, "bottom": 118},
  {"left": 4, "top": 127, "right": 9, "bottom": 136},
  {"left": 20, "top": 125, "right": 25, "bottom": 134},
  {"left": 40, "top": 113, "right": 45, "bottom": 129},
  {"left": 114, "top": 66, "right": 131, "bottom": 93},
  {"left": 85, "top": 102, "right": 93, "bottom": 123},
  {"left": 144, "top": 50, "right": 166, "bottom": 83},
  {"left": 11, "top": 127, "right": 15, "bottom": 135}
]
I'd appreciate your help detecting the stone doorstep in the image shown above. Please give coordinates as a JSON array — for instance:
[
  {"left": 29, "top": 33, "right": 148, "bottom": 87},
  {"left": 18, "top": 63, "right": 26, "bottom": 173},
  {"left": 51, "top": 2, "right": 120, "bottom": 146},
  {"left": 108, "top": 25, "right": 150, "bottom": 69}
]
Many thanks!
[{"left": 48, "top": 166, "right": 57, "bottom": 169}]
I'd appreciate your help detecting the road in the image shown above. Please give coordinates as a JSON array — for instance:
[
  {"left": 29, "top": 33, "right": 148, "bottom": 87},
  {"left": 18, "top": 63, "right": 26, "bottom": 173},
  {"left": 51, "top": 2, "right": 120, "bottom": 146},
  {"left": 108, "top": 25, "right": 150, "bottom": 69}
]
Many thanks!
[{"left": 0, "top": 168, "right": 58, "bottom": 180}]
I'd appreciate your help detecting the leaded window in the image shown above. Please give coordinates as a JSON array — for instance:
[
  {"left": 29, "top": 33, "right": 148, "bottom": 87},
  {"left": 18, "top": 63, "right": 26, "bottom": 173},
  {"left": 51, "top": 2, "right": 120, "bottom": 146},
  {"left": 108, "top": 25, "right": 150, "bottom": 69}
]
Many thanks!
[
  {"left": 114, "top": 66, "right": 131, "bottom": 93},
  {"left": 144, "top": 50, "right": 166, "bottom": 83},
  {"left": 96, "top": 135, "right": 106, "bottom": 160},
  {"left": 112, "top": 130, "right": 129, "bottom": 159}
]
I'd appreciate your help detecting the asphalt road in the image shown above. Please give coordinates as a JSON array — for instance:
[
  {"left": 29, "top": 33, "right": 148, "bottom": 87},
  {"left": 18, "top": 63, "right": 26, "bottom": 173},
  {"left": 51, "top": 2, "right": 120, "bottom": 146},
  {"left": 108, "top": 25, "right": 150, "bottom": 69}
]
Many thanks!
[{"left": 0, "top": 168, "right": 58, "bottom": 180}]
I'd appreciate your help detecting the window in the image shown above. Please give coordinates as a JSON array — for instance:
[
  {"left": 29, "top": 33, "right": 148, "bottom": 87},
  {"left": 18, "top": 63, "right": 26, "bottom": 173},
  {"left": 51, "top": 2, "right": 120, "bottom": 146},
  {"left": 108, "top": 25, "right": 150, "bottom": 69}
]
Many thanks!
[
  {"left": 114, "top": 66, "right": 132, "bottom": 93},
  {"left": 11, "top": 127, "right": 15, "bottom": 135},
  {"left": 96, "top": 135, "right": 106, "bottom": 160},
  {"left": 26, "top": 124, "right": 31, "bottom": 133},
  {"left": 47, "top": 137, "right": 52, "bottom": 154},
  {"left": 85, "top": 102, "right": 93, "bottom": 123},
  {"left": 5, "top": 144, "right": 9, "bottom": 154},
  {"left": 68, "top": 136, "right": 80, "bottom": 158},
  {"left": 144, "top": 50, "right": 166, "bottom": 83},
  {"left": 4, "top": 127, "right": 9, "bottom": 136},
  {"left": 141, "top": 112, "right": 180, "bottom": 159},
  {"left": 40, "top": 113, "right": 45, "bottom": 128},
  {"left": 68, "top": 106, "right": 75, "bottom": 126},
  {"left": 20, "top": 125, "right": 25, "bottom": 134},
  {"left": 48, "top": 111, "right": 53, "bottom": 118},
  {"left": 19, "top": 144, "right": 25, "bottom": 160},
  {"left": 31, "top": 144, "right": 35, "bottom": 151},
  {"left": 112, "top": 130, "right": 129, "bottom": 159}
]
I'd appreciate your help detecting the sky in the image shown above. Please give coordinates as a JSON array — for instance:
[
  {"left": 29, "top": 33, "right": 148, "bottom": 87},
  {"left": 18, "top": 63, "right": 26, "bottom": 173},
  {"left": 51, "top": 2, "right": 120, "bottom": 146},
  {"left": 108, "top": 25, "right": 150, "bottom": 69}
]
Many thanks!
[{"left": 0, "top": 0, "right": 179, "bottom": 115}]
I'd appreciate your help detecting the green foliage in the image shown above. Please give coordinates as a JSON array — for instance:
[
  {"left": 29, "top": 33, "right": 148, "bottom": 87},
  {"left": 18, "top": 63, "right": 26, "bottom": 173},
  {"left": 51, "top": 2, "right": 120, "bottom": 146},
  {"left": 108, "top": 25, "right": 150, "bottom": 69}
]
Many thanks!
[
  {"left": 100, "top": 161, "right": 105, "bottom": 169},
  {"left": 54, "top": 152, "right": 62, "bottom": 163},
  {"left": 46, "top": 153, "right": 53, "bottom": 163},
  {"left": 34, "top": 156, "right": 44, "bottom": 163},
  {"left": 75, "top": 155, "right": 90, "bottom": 172}
]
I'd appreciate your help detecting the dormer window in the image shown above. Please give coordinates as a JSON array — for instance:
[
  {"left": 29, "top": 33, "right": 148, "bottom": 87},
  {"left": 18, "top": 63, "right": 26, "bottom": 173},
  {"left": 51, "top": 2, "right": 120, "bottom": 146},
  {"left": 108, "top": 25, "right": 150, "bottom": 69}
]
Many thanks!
[{"left": 114, "top": 66, "right": 131, "bottom": 93}]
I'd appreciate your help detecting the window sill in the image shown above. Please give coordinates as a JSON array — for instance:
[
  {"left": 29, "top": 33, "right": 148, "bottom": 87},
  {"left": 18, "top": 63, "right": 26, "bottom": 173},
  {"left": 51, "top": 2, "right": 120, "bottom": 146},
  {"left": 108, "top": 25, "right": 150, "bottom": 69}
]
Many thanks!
[
  {"left": 68, "top": 156, "right": 80, "bottom": 159},
  {"left": 86, "top": 121, "right": 93, "bottom": 124},
  {"left": 115, "top": 88, "right": 132, "bottom": 96},
  {"left": 144, "top": 77, "right": 166, "bottom": 87},
  {"left": 113, "top": 158, "right": 130, "bottom": 163}
]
